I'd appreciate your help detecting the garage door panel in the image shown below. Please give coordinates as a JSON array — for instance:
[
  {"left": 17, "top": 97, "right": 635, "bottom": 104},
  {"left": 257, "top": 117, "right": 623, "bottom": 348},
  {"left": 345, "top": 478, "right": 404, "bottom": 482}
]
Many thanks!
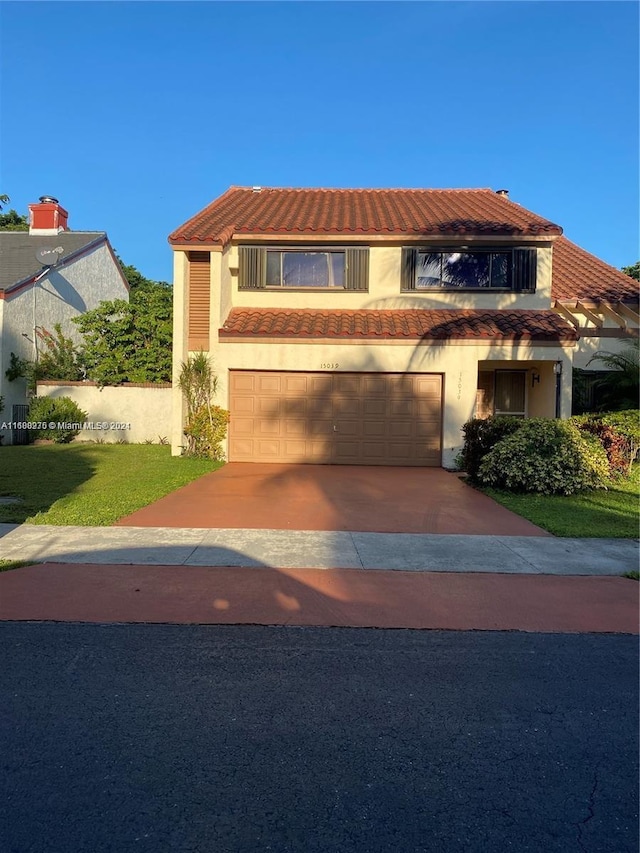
[
  {"left": 285, "top": 398, "right": 307, "bottom": 416},
  {"left": 333, "top": 398, "right": 361, "bottom": 416},
  {"left": 257, "top": 375, "right": 282, "bottom": 393},
  {"left": 337, "top": 420, "right": 359, "bottom": 437},
  {"left": 334, "top": 376, "right": 363, "bottom": 395},
  {"left": 416, "top": 399, "right": 441, "bottom": 416},
  {"left": 231, "top": 374, "right": 256, "bottom": 392},
  {"left": 389, "top": 399, "right": 413, "bottom": 417},
  {"left": 414, "top": 376, "right": 442, "bottom": 396},
  {"left": 416, "top": 419, "right": 441, "bottom": 437},
  {"left": 363, "top": 376, "right": 388, "bottom": 395},
  {"left": 228, "top": 371, "right": 442, "bottom": 466},
  {"left": 258, "top": 421, "right": 282, "bottom": 436},
  {"left": 308, "top": 420, "right": 333, "bottom": 437},
  {"left": 308, "top": 397, "right": 332, "bottom": 417},
  {"left": 233, "top": 398, "right": 255, "bottom": 414},
  {"left": 364, "top": 399, "right": 386, "bottom": 416},
  {"left": 363, "top": 422, "right": 385, "bottom": 437},
  {"left": 231, "top": 417, "right": 256, "bottom": 435},
  {"left": 389, "top": 422, "right": 412, "bottom": 438},
  {"left": 309, "top": 376, "right": 332, "bottom": 394},
  {"left": 283, "top": 376, "right": 309, "bottom": 394}
]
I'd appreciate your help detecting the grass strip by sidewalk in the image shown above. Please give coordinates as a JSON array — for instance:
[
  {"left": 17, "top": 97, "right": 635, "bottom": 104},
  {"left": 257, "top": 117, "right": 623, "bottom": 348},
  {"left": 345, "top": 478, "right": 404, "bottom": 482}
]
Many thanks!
[
  {"left": 481, "top": 465, "right": 639, "bottom": 538},
  {"left": 0, "top": 445, "right": 220, "bottom": 526}
]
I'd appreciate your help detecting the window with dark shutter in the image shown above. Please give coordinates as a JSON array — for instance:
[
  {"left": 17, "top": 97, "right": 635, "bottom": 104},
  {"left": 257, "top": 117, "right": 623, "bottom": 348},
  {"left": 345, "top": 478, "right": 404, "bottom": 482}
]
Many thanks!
[
  {"left": 401, "top": 247, "right": 537, "bottom": 292},
  {"left": 401, "top": 247, "right": 417, "bottom": 291},
  {"left": 238, "top": 247, "right": 266, "bottom": 289},
  {"left": 345, "top": 247, "right": 369, "bottom": 291},
  {"left": 238, "top": 246, "right": 368, "bottom": 290},
  {"left": 513, "top": 248, "right": 537, "bottom": 292}
]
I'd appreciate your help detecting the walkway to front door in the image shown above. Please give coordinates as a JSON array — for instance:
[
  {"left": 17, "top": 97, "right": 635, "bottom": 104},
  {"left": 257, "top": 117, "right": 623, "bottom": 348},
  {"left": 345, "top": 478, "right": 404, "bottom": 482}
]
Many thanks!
[{"left": 116, "top": 464, "right": 549, "bottom": 536}]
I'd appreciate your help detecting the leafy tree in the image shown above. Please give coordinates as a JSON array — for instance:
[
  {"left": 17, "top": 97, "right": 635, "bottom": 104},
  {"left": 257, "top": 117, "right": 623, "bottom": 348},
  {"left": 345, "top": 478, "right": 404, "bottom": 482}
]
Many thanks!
[
  {"left": 0, "top": 208, "right": 29, "bottom": 231},
  {"left": 34, "top": 324, "right": 84, "bottom": 382},
  {"left": 621, "top": 261, "right": 640, "bottom": 280},
  {"left": 73, "top": 280, "right": 172, "bottom": 385},
  {"left": 115, "top": 255, "right": 171, "bottom": 291},
  {"left": 0, "top": 194, "right": 28, "bottom": 230}
]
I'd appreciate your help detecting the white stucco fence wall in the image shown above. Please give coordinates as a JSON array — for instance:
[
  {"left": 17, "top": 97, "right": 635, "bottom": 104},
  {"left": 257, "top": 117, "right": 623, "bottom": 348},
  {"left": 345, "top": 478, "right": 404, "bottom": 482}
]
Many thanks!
[{"left": 35, "top": 381, "right": 172, "bottom": 444}]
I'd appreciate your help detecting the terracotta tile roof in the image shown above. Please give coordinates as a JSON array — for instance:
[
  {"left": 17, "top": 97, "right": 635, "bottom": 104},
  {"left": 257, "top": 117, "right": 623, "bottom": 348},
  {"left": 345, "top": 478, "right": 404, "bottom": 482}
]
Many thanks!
[
  {"left": 551, "top": 236, "right": 638, "bottom": 302},
  {"left": 169, "top": 186, "right": 562, "bottom": 244},
  {"left": 220, "top": 308, "right": 578, "bottom": 342}
]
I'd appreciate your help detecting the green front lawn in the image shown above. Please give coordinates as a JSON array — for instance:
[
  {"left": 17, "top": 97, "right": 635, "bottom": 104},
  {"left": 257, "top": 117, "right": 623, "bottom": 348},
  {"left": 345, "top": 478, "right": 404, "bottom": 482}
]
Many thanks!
[
  {"left": 482, "top": 465, "right": 640, "bottom": 538},
  {"left": 0, "top": 445, "right": 221, "bottom": 526}
]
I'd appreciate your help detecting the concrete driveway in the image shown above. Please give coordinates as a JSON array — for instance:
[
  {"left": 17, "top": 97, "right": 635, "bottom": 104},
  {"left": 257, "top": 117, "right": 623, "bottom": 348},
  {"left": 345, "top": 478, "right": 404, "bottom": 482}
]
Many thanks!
[{"left": 116, "top": 463, "right": 549, "bottom": 536}]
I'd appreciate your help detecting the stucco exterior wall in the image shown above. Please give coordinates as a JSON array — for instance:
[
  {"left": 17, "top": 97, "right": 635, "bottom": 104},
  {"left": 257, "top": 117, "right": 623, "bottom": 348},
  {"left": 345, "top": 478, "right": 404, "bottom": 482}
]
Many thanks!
[
  {"left": 209, "top": 339, "right": 572, "bottom": 467},
  {"left": 224, "top": 244, "right": 554, "bottom": 312},
  {"left": 34, "top": 382, "right": 172, "bottom": 444},
  {"left": 0, "top": 242, "right": 129, "bottom": 439},
  {"left": 573, "top": 334, "right": 637, "bottom": 370},
  {"left": 171, "top": 251, "right": 189, "bottom": 454}
]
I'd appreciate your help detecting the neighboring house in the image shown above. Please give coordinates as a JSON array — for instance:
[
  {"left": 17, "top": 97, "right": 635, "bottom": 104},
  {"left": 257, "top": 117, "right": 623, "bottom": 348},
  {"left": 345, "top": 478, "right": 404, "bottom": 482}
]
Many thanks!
[
  {"left": 0, "top": 197, "right": 129, "bottom": 442},
  {"left": 168, "top": 186, "right": 638, "bottom": 467}
]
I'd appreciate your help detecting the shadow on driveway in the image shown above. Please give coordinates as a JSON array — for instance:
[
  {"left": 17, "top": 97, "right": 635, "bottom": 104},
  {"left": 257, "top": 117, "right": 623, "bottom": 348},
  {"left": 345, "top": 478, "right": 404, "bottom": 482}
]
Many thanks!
[{"left": 116, "top": 464, "right": 550, "bottom": 536}]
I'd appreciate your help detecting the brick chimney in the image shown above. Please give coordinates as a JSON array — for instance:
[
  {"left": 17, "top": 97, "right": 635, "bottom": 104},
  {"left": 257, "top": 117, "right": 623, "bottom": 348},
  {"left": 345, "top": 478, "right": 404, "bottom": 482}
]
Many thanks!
[{"left": 28, "top": 196, "right": 69, "bottom": 235}]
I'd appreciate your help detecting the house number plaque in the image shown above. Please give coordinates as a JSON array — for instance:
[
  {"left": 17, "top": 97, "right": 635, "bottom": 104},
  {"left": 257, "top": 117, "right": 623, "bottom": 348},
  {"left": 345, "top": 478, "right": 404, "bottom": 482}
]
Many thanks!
[{"left": 320, "top": 363, "right": 339, "bottom": 369}]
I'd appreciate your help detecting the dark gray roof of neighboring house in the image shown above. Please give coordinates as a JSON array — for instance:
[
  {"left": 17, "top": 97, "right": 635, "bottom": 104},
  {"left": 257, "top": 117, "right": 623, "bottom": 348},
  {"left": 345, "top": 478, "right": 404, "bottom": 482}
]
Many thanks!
[{"left": 0, "top": 231, "right": 107, "bottom": 291}]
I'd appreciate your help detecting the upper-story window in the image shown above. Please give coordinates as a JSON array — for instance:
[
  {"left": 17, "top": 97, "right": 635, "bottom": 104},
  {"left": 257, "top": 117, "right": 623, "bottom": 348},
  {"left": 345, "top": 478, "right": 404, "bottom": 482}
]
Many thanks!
[
  {"left": 401, "top": 247, "right": 537, "bottom": 292},
  {"left": 239, "top": 246, "right": 369, "bottom": 291},
  {"left": 266, "top": 250, "right": 345, "bottom": 288}
]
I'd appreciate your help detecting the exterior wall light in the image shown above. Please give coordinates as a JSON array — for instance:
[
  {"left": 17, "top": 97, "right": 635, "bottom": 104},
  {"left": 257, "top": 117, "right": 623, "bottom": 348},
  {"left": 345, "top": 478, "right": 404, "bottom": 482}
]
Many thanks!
[{"left": 553, "top": 361, "right": 563, "bottom": 375}]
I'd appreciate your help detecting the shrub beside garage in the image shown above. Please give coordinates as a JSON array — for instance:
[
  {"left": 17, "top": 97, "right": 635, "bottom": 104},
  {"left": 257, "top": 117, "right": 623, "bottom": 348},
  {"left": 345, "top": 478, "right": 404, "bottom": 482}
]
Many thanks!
[{"left": 460, "top": 410, "right": 639, "bottom": 496}]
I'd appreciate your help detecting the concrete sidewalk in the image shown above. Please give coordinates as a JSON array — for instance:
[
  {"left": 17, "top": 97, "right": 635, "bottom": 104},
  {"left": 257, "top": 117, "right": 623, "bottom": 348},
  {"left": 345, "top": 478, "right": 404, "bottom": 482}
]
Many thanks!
[{"left": 0, "top": 523, "right": 637, "bottom": 575}]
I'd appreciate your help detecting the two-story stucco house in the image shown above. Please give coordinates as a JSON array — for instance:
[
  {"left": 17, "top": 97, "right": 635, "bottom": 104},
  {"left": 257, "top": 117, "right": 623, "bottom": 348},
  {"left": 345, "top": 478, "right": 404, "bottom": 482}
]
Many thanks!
[
  {"left": 168, "top": 186, "right": 638, "bottom": 467},
  {"left": 0, "top": 197, "right": 129, "bottom": 441}
]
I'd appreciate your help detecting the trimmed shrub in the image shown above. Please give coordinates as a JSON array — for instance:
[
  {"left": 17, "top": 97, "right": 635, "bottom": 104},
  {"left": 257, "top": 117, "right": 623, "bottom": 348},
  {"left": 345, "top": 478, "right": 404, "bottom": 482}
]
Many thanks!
[
  {"left": 459, "top": 416, "right": 524, "bottom": 481},
  {"left": 572, "top": 409, "right": 640, "bottom": 475},
  {"left": 478, "top": 418, "right": 610, "bottom": 495},
  {"left": 183, "top": 404, "right": 229, "bottom": 460},
  {"left": 600, "top": 410, "right": 640, "bottom": 464},
  {"left": 28, "top": 396, "right": 88, "bottom": 444}
]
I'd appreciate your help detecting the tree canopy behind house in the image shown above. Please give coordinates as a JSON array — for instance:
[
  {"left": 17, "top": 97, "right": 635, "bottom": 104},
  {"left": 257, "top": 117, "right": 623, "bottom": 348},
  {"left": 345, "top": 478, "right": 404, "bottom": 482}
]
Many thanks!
[
  {"left": 72, "top": 258, "right": 172, "bottom": 385},
  {"left": 621, "top": 261, "right": 640, "bottom": 281}
]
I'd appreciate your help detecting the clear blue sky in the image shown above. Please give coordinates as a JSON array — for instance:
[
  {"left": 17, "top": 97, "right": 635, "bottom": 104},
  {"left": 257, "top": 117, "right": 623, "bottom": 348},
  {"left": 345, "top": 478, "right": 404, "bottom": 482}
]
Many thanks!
[{"left": 1, "top": 1, "right": 638, "bottom": 283}]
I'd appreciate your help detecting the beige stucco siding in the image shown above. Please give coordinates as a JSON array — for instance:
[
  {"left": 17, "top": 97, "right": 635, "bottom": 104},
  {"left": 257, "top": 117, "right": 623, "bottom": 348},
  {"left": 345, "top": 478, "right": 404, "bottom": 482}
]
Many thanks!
[
  {"left": 171, "top": 251, "right": 189, "bottom": 454},
  {"left": 211, "top": 339, "right": 572, "bottom": 467},
  {"left": 170, "top": 240, "right": 567, "bottom": 463},
  {"left": 573, "top": 334, "right": 637, "bottom": 370},
  {"left": 225, "top": 244, "right": 553, "bottom": 311}
]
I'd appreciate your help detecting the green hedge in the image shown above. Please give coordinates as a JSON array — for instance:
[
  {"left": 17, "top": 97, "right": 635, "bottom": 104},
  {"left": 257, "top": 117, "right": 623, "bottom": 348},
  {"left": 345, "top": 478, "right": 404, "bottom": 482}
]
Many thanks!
[
  {"left": 458, "top": 416, "right": 525, "bottom": 482},
  {"left": 28, "top": 397, "right": 88, "bottom": 444},
  {"left": 478, "top": 419, "right": 610, "bottom": 495}
]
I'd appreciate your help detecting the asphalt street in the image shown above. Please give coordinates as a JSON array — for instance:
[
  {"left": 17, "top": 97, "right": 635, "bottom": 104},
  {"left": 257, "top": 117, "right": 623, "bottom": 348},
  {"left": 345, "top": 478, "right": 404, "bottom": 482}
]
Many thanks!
[{"left": 1, "top": 624, "right": 638, "bottom": 853}]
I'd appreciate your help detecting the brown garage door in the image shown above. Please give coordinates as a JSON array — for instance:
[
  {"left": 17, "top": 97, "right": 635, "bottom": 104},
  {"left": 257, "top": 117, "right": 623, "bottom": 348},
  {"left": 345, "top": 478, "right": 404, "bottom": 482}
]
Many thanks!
[{"left": 228, "top": 371, "right": 442, "bottom": 466}]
